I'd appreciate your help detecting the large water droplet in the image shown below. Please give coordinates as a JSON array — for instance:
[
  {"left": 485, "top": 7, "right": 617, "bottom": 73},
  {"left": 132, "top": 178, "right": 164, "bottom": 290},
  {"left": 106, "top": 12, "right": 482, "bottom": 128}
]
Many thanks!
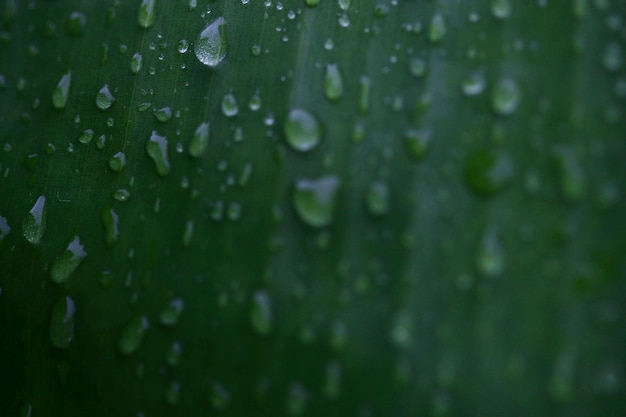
[
  {"left": 52, "top": 70, "right": 71, "bottom": 110},
  {"left": 108, "top": 152, "right": 126, "bottom": 173},
  {"left": 49, "top": 296, "right": 76, "bottom": 349},
  {"left": 189, "top": 122, "right": 210, "bottom": 157},
  {"left": 159, "top": 298, "right": 184, "bottom": 326},
  {"left": 194, "top": 17, "right": 227, "bottom": 68},
  {"left": 138, "top": 0, "right": 156, "bottom": 29},
  {"left": 221, "top": 92, "right": 239, "bottom": 117},
  {"left": 118, "top": 315, "right": 150, "bottom": 355},
  {"left": 0, "top": 215, "right": 10, "bottom": 242},
  {"left": 250, "top": 290, "right": 272, "bottom": 335},
  {"left": 101, "top": 206, "right": 119, "bottom": 247},
  {"left": 78, "top": 129, "right": 94, "bottom": 144},
  {"left": 292, "top": 176, "right": 339, "bottom": 228},
  {"left": 491, "top": 77, "right": 521, "bottom": 116},
  {"left": 95, "top": 84, "right": 115, "bottom": 110},
  {"left": 464, "top": 149, "right": 515, "bottom": 196},
  {"left": 22, "top": 196, "right": 46, "bottom": 244},
  {"left": 283, "top": 109, "right": 321, "bottom": 152},
  {"left": 324, "top": 64, "right": 344, "bottom": 102},
  {"left": 50, "top": 235, "right": 87, "bottom": 284},
  {"left": 366, "top": 181, "right": 389, "bottom": 216},
  {"left": 130, "top": 52, "right": 143, "bottom": 74},
  {"left": 146, "top": 131, "right": 170, "bottom": 176}
]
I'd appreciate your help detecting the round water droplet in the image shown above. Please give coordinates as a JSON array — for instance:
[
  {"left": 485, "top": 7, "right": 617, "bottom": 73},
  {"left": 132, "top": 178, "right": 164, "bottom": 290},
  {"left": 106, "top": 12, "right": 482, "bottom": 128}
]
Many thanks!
[
  {"left": 250, "top": 290, "right": 272, "bottom": 335},
  {"left": 602, "top": 42, "right": 623, "bottom": 72},
  {"left": 66, "top": 12, "right": 86, "bottom": 37},
  {"left": 292, "top": 176, "right": 339, "bottom": 228},
  {"left": 464, "top": 149, "right": 515, "bottom": 196},
  {"left": 160, "top": 298, "right": 184, "bottom": 326},
  {"left": 221, "top": 93, "right": 239, "bottom": 117},
  {"left": 113, "top": 188, "right": 130, "bottom": 202},
  {"left": 153, "top": 106, "right": 172, "bottom": 122},
  {"left": 95, "top": 85, "right": 115, "bottom": 110},
  {"left": 324, "top": 64, "right": 344, "bottom": 102},
  {"left": 108, "top": 152, "right": 126, "bottom": 173},
  {"left": 22, "top": 196, "right": 46, "bottom": 244},
  {"left": 491, "top": 77, "right": 521, "bottom": 116},
  {"left": 491, "top": 0, "right": 512, "bottom": 19},
  {"left": 460, "top": 72, "right": 486, "bottom": 96},
  {"left": 78, "top": 129, "right": 94, "bottom": 144},
  {"left": 138, "top": 0, "right": 156, "bottom": 29},
  {"left": 476, "top": 229, "right": 505, "bottom": 277},
  {"left": 117, "top": 315, "right": 150, "bottom": 355},
  {"left": 177, "top": 39, "right": 189, "bottom": 53},
  {"left": 52, "top": 71, "right": 72, "bottom": 110},
  {"left": 409, "top": 58, "right": 427, "bottom": 78},
  {"left": 283, "top": 109, "right": 321, "bottom": 152},
  {"left": 50, "top": 235, "right": 87, "bottom": 283},
  {"left": 49, "top": 296, "right": 76, "bottom": 349},
  {"left": 194, "top": 17, "right": 227, "bottom": 68},
  {"left": 146, "top": 131, "right": 170, "bottom": 176},
  {"left": 189, "top": 122, "right": 210, "bottom": 157},
  {"left": 366, "top": 181, "right": 389, "bottom": 216}
]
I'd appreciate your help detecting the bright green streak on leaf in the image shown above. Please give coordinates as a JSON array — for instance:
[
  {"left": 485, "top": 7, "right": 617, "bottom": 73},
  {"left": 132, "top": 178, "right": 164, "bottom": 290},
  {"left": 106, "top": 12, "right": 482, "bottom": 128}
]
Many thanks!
[
  {"left": 50, "top": 236, "right": 87, "bottom": 284},
  {"left": 48, "top": 296, "right": 76, "bottom": 349},
  {"left": 51, "top": 70, "right": 71, "bottom": 110},
  {"left": 146, "top": 131, "right": 170, "bottom": 176}
]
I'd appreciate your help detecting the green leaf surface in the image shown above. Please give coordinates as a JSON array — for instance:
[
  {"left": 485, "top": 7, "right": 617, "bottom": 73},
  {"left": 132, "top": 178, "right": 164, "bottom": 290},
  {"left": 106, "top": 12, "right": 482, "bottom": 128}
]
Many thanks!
[{"left": 1, "top": 1, "right": 625, "bottom": 416}]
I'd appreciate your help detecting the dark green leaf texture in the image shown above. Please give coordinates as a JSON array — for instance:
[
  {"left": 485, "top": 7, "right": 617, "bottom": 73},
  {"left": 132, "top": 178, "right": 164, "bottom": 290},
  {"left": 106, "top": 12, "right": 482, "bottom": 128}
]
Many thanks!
[{"left": 1, "top": 1, "right": 625, "bottom": 416}]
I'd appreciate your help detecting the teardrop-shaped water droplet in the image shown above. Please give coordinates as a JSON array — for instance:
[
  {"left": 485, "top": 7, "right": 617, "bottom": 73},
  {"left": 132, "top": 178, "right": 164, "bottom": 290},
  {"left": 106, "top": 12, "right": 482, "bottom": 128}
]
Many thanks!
[
  {"left": 460, "top": 72, "right": 486, "bottom": 96},
  {"left": 77, "top": 129, "right": 94, "bottom": 144},
  {"left": 49, "top": 296, "right": 76, "bottom": 349},
  {"left": 283, "top": 109, "right": 321, "bottom": 152},
  {"left": 292, "top": 176, "right": 339, "bottom": 228},
  {"left": 404, "top": 128, "right": 433, "bottom": 160},
  {"left": 250, "top": 290, "right": 272, "bottom": 335},
  {"left": 52, "top": 70, "right": 71, "bottom": 110},
  {"left": 248, "top": 92, "right": 262, "bottom": 111},
  {"left": 324, "top": 64, "right": 344, "bottom": 102},
  {"left": 464, "top": 149, "right": 515, "bottom": 196},
  {"left": 108, "top": 152, "right": 126, "bottom": 173},
  {"left": 146, "top": 131, "right": 170, "bottom": 176},
  {"left": 194, "top": 17, "right": 227, "bottom": 68},
  {"left": 138, "top": 0, "right": 156, "bottom": 29},
  {"left": 50, "top": 235, "right": 87, "bottom": 284},
  {"left": 0, "top": 215, "right": 10, "bottom": 242},
  {"left": 22, "top": 196, "right": 46, "bottom": 244},
  {"left": 428, "top": 14, "right": 447, "bottom": 43},
  {"left": 117, "top": 315, "right": 150, "bottom": 355},
  {"left": 221, "top": 93, "right": 239, "bottom": 117},
  {"left": 491, "top": 77, "right": 521, "bottom": 116},
  {"left": 189, "top": 122, "right": 210, "bottom": 157},
  {"left": 366, "top": 181, "right": 389, "bottom": 216},
  {"left": 101, "top": 206, "right": 119, "bottom": 247},
  {"left": 153, "top": 106, "right": 172, "bottom": 122},
  {"left": 130, "top": 52, "right": 143, "bottom": 74},
  {"left": 408, "top": 58, "right": 427, "bottom": 78},
  {"left": 159, "top": 298, "right": 184, "bottom": 326},
  {"left": 66, "top": 12, "right": 86, "bottom": 37},
  {"left": 95, "top": 84, "right": 115, "bottom": 110},
  {"left": 323, "top": 361, "right": 342, "bottom": 399}
]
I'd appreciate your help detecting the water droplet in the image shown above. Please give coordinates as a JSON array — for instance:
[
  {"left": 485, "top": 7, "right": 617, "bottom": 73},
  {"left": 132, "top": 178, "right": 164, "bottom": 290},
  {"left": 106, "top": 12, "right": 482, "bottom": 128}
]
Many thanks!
[
  {"left": 428, "top": 14, "right": 447, "bottom": 43},
  {"left": 108, "top": 152, "right": 126, "bottom": 173},
  {"left": 22, "top": 196, "right": 46, "bottom": 244},
  {"left": 146, "top": 131, "right": 170, "bottom": 176},
  {"left": 95, "top": 84, "right": 115, "bottom": 110},
  {"left": 464, "top": 149, "right": 515, "bottom": 196},
  {"left": 210, "top": 382, "right": 231, "bottom": 410},
  {"left": 49, "top": 296, "right": 76, "bottom": 349},
  {"left": 50, "top": 236, "right": 87, "bottom": 283},
  {"left": 96, "top": 134, "right": 106, "bottom": 149},
  {"left": 491, "top": 0, "right": 511, "bottom": 19},
  {"left": 77, "top": 129, "right": 94, "bottom": 144},
  {"left": 130, "top": 52, "right": 143, "bottom": 74},
  {"left": 476, "top": 229, "right": 505, "bottom": 277},
  {"left": 66, "top": 12, "right": 86, "bottom": 37},
  {"left": 182, "top": 220, "right": 194, "bottom": 246},
  {"left": 292, "top": 176, "right": 339, "bottom": 228},
  {"left": 138, "top": 0, "right": 156, "bottom": 29},
  {"left": 460, "top": 72, "right": 486, "bottom": 96},
  {"left": 166, "top": 341, "right": 182, "bottom": 367},
  {"left": 159, "top": 298, "right": 184, "bottom": 326},
  {"left": 390, "top": 311, "right": 413, "bottom": 349},
  {"left": 305, "top": 0, "right": 319, "bottom": 7},
  {"left": 221, "top": 92, "right": 239, "bottom": 117},
  {"left": 117, "top": 315, "right": 150, "bottom": 355},
  {"left": 323, "top": 361, "right": 342, "bottom": 398},
  {"left": 153, "top": 106, "right": 172, "bottom": 122},
  {"left": 408, "top": 58, "right": 427, "bottom": 78},
  {"left": 286, "top": 382, "right": 308, "bottom": 416},
  {"left": 324, "top": 64, "right": 344, "bottom": 102},
  {"left": 0, "top": 215, "right": 10, "bottom": 242},
  {"left": 189, "top": 122, "right": 210, "bottom": 157},
  {"left": 554, "top": 148, "right": 586, "bottom": 201},
  {"left": 250, "top": 289, "right": 272, "bottom": 335},
  {"left": 177, "top": 39, "right": 189, "bottom": 53},
  {"left": 602, "top": 42, "right": 623, "bottom": 72},
  {"left": 194, "top": 17, "right": 227, "bottom": 68},
  {"left": 52, "top": 70, "right": 71, "bottom": 110},
  {"left": 113, "top": 188, "right": 130, "bottom": 202},
  {"left": 330, "top": 320, "right": 348, "bottom": 350},
  {"left": 366, "top": 181, "right": 389, "bottom": 216},
  {"left": 404, "top": 128, "right": 433, "bottom": 160},
  {"left": 137, "top": 102, "right": 151, "bottom": 112},
  {"left": 491, "top": 77, "right": 521, "bottom": 116},
  {"left": 358, "top": 76, "right": 371, "bottom": 114},
  {"left": 283, "top": 109, "right": 321, "bottom": 152},
  {"left": 101, "top": 206, "right": 119, "bottom": 247},
  {"left": 248, "top": 92, "right": 262, "bottom": 111}
]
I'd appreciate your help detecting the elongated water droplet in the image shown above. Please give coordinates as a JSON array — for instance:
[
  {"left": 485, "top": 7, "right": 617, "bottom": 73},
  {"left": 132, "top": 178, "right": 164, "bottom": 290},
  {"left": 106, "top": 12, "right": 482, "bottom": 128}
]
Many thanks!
[
  {"left": 323, "top": 361, "right": 342, "bottom": 398},
  {"left": 404, "top": 128, "right": 433, "bottom": 160},
  {"left": 49, "top": 296, "right": 76, "bottom": 349},
  {"left": 292, "top": 176, "right": 339, "bottom": 228},
  {"left": 130, "top": 52, "right": 143, "bottom": 74},
  {"left": 428, "top": 14, "right": 447, "bottom": 43},
  {"left": 286, "top": 382, "right": 308, "bottom": 416},
  {"left": 491, "top": 77, "right": 521, "bottom": 116},
  {"left": 189, "top": 122, "right": 210, "bottom": 157},
  {"left": 366, "top": 181, "right": 389, "bottom": 216},
  {"left": 408, "top": 58, "right": 427, "bottom": 78},
  {"left": 50, "top": 236, "right": 87, "bottom": 283},
  {"left": 284, "top": 109, "right": 321, "bottom": 152},
  {"left": 22, "top": 196, "right": 46, "bottom": 244},
  {"left": 464, "top": 149, "right": 515, "bottom": 196},
  {"left": 146, "top": 131, "right": 170, "bottom": 176},
  {"left": 118, "top": 315, "right": 149, "bottom": 355},
  {"left": 250, "top": 290, "right": 272, "bottom": 335},
  {"left": 221, "top": 93, "right": 239, "bottom": 117},
  {"left": 153, "top": 106, "right": 172, "bottom": 122},
  {"left": 52, "top": 70, "right": 71, "bottom": 110},
  {"left": 138, "top": 0, "right": 156, "bottom": 29},
  {"left": 358, "top": 76, "right": 371, "bottom": 114},
  {"left": 0, "top": 215, "right": 10, "bottom": 242},
  {"left": 95, "top": 84, "right": 115, "bottom": 110},
  {"left": 66, "top": 12, "right": 86, "bottom": 37},
  {"left": 194, "top": 17, "right": 227, "bottom": 68},
  {"left": 182, "top": 220, "right": 194, "bottom": 246},
  {"left": 160, "top": 298, "right": 184, "bottom": 326},
  {"left": 101, "top": 206, "right": 119, "bottom": 247},
  {"left": 476, "top": 229, "right": 505, "bottom": 277},
  {"left": 108, "top": 152, "right": 126, "bottom": 173},
  {"left": 324, "top": 64, "right": 344, "bottom": 102}
]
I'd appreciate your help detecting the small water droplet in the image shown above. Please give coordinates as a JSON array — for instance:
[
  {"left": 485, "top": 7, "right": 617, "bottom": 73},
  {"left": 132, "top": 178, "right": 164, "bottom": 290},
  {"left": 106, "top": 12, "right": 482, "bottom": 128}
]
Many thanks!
[
  {"left": 292, "top": 176, "right": 339, "bottom": 228},
  {"left": 248, "top": 92, "right": 262, "bottom": 111},
  {"left": 283, "top": 109, "right": 321, "bottom": 152},
  {"left": 146, "top": 131, "right": 170, "bottom": 176},
  {"left": 52, "top": 70, "right": 71, "bottom": 110},
  {"left": 130, "top": 52, "right": 143, "bottom": 74},
  {"left": 286, "top": 382, "right": 308, "bottom": 416},
  {"left": 324, "top": 64, "right": 344, "bottom": 102},
  {"left": 50, "top": 235, "right": 87, "bottom": 283},
  {"left": 95, "top": 84, "right": 115, "bottom": 110},
  {"left": 117, "top": 315, "right": 150, "bottom": 355},
  {"left": 77, "top": 129, "right": 94, "bottom": 144},
  {"left": 49, "top": 296, "right": 76, "bottom": 349},
  {"left": 153, "top": 106, "right": 172, "bottom": 122},
  {"left": 408, "top": 57, "right": 427, "bottom": 78},
  {"left": 428, "top": 14, "right": 447, "bottom": 43},
  {"left": 138, "top": 0, "right": 156, "bottom": 29},
  {"left": 491, "top": 0, "right": 512, "bottom": 19},
  {"left": 358, "top": 76, "right": 371, "bottom": 114},
  {"left": 476, "top": 229, "right": 505, "bottom": 277},
  {"left": 221, "top": 92, "right": 239, "bottom": 117},
  {"left": 366, "top": 181, "right": 389, "bottom": 216},
  {"left": 491, "top": 77, "right": 521, "bottom": 116},
  {"left": 210, "top": 382, "right": 231, "bottom": 409},
  {"left": 101, "top": 206, "right": 119, "bottom": 247},
  {"left": 250, "top": 289, "right": 272, "bottom": 335},
  {"left": 160, "top": 298, "right": 184, "bottom": 326},
  {"left": 194, "top": 17, "right": 227, "bottom": 68},
  {"left": 323, "top": 361, "right": 342, "bottom": 398},
  {"left": 404, "top": 128, "right": 433, "bottom": 161},
  {"left": 166, "top": 341, "right": 182, "bottom": 367},
  {"left": 460, "top": 72, "right": 486, "bottom": 96},
  {"left": 113, "top": 189, "right": 130, "bottom": 202},
  {"left": 177, "top": 39, "right": 189, "bottom": 53},
  {"left": 464, "top": 149, "right": 515, "bottom": 196},
  {"left": 390, "top": 310, "right": 413, "bottom": 349},
  {"left": 22, "top": 196, "right": 46, "bottom": 244},
  {"left": 108, "top": 152, "right": 126, "bottom": 173},
  {"left": 66, "top": 12, "right": 86, "bottom": 37},
  {"left": 0, "top": 215, "right": 10, "bottom": 242},
  {"left": 602, "top": 42, "right": 623, "bottom": 72},
  {"left": 189, "top": 122, "right": 210, "bottom": 157},
  {"left": 182, "top": 220, "right": 194, "bottom": 246}
]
